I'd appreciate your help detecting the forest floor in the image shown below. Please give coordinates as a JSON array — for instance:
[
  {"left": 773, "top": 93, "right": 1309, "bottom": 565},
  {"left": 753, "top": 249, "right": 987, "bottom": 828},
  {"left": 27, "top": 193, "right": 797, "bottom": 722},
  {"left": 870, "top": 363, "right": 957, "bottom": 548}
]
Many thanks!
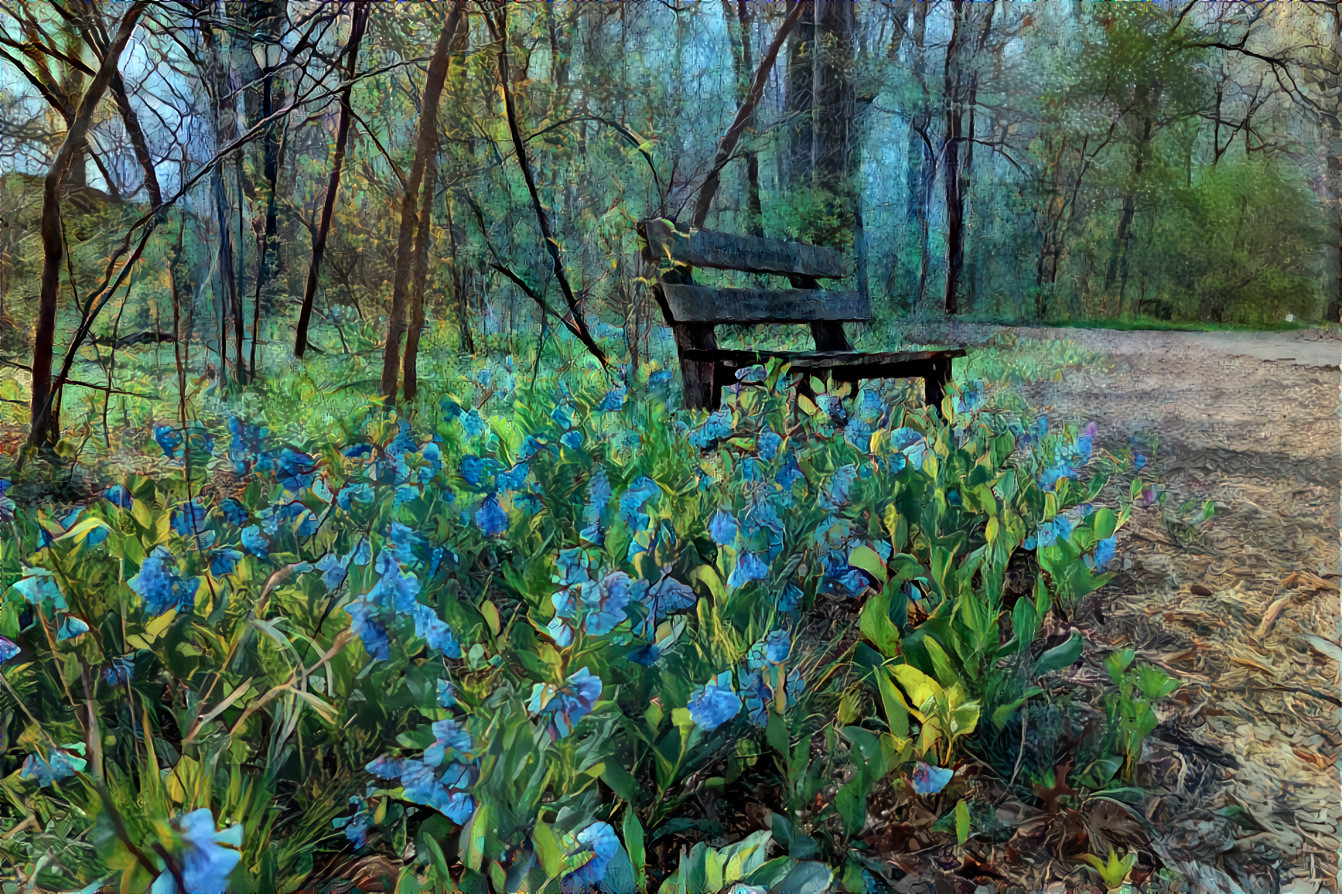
[{"left": 990, "top": 327, "right": 1339, "bottom": 894}]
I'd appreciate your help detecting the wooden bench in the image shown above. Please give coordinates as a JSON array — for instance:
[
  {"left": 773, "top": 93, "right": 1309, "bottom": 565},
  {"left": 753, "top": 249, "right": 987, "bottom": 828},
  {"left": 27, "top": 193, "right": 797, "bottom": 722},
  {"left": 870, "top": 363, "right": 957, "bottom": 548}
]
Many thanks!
[{"left": 636, "top": 218, "right": 966, "bottom": 412}]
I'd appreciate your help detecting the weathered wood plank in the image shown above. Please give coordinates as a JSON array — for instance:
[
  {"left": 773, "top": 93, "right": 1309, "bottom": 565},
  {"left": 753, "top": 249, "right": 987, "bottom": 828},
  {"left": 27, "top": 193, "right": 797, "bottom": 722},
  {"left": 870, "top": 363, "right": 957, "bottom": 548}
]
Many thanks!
[
  {"left": 684, "top": 348, "right": 966, "bottom": 370},
  {"left": 662, "top": 284, "right": 868, "bottom": 324},
  {"left": 641, "top": 218, "right": 849, "bottom": 279}
]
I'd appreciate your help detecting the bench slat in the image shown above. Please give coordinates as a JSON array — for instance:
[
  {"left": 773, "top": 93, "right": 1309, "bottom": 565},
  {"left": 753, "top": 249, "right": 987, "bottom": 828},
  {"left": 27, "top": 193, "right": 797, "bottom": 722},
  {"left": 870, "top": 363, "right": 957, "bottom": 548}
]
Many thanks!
[
  {"left": 683, "top": 348, "right": 966, "bottom": 369},
  {"left": 662, "top": 284, "right": 868, "bottom": 324},
  {"left": 642, "top": 218, "right": 849, "bottom": 279}
]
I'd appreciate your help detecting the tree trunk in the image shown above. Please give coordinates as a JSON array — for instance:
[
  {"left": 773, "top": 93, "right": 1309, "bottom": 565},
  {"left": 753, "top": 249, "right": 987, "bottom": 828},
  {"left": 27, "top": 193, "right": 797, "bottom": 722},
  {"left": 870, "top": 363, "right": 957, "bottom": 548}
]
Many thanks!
[
  {"left": 1103, "top": 116, "right": 1153, "bottom": 316},
  {"left": 380, "top": 2, "right": 462, "bottom": 403},
  {"left": 783, "top": 1, "right": 816, "bottom": 192},
  {"left": 296, "top": 0, "right": 370, "bottom": 359},
  {"left": 942, "top": 0, "right": 966, "bottom": 317},
  {"left": 402, "top": 124, "right": 439, "bottom": 403},
  {"left": 691, "top": 0, "right": 806, "bottom": 229},
  {"left": 28, "top": 3, "right": 146, "bottom": 448},
  {"left": 1325, "top": 3, "right": 1342, "bottom": 323}
]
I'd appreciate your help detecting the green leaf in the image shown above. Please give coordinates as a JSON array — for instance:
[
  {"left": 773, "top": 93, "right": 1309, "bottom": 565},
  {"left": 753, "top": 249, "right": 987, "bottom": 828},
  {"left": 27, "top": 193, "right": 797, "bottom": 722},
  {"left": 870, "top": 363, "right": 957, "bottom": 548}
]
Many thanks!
[
  {"left": 889, "top": 664, "right": 941, "bottom": 720},
  {"left": 622, "top": 810, "right": 646, "bottom": 891},
  {"left": 1035, "top": 632, "right": 1083, "bottom": 676},
  {"left": 848, "top": 545, "right": 887, "bottom": 584},
  {"left": 834, "top": 779, "right": 868, "bottom": 837},
  {"left": 954, "top": 799, "right": 971, "bottom": 845},
  {"left": 533, "top": 821, "right": 563, "bottom": 879}
]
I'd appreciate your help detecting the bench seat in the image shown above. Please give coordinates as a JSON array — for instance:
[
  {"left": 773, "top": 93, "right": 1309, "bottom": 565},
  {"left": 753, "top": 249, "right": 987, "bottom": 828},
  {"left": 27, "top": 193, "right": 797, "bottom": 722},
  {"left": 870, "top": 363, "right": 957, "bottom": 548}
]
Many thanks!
[{"left": 637, "top": 218, "right": 966, "bottom": 412}]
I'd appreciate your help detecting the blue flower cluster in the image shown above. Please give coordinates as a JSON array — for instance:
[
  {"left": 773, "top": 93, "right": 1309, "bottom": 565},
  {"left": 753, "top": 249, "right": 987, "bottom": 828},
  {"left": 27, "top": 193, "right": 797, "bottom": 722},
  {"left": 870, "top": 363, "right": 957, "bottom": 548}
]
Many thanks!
[
  {"left": 528, "top": 667, "right": 602, "bottom": 741},
  {"left": 366, "top": 717, "right": 478, "bottom": 824},
  {"left": 687, "top": 629, "right": 804, "bottom": 732},
  {"left": 344, "top": 550, "right": 460, "bottom": 661}
]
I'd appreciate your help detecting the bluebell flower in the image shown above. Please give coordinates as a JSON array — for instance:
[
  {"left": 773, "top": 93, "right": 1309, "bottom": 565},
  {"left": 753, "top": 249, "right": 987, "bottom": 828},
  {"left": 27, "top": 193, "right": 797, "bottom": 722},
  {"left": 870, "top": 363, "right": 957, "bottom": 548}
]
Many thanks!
[
  {"left": 345, "top": 601, "right": 390, "bottom": 661},
  {"left": 597, "top": 385, "right": 626, "bottom": 412},
  {"left": 561, "top": 430, "right": 585, "bottom": 449},
  {"left": 757, "top": 429, "right": 782, "bottom": 462},
  {"left": 387, "top": 521, "right": 425, "bottom": 566},
  {"left": 349, "top": 540, "right": 372, "bottom": 566},
  {"left": 399, "top": 758, "right": 476, "bottom": 824},
  {"left": 57, "top": 614, "right": 89, "bottom": 641},
  {"left": 459, "top": 409, "right": 486, "bottom": 439},
  {"left": 551, "top": 403, "right": 575, "bottom": 430},
  {"left": 687, "top": 672, "right": 741, "bottom": 731},
  {"left": 496, "top": 461, "right": 529, "bottom": 493},
  {"left": 11, "top": 569, "right": 68, "bottom": 610},
  {"left": 171, "top": 501, "right": 210, "bottom": 537},
  {"left": 154, "top": 425, "right": 183, "bottom": 458},
  {"left": 342, "top": 442, "right": 373, "bottom": 459},
  {"left": 475, "top": 494, "right": 507, "bottom": 536},
  {"left": 775, "top": 454, "right": 805, "bottom": 491},
  {"left": 459, "top": 455, "right": 486, "bottom": 488},
  {"left": 440, "top": 397, "right": 464, "bottom": 422},
  {"left": 708, "top": 509, "right": 739, "bottom": 547},
  {"left": 218, "top": 498, "right": 248, "bottom": 525},
  {"left": 0, "top": 479, "right": 12, "bottom": 522},
  {"left": 518, "top": 435, "right": 545, "bottom": 461},
  {"left": 1133, "top": 453, "right": 1147, "bottom": 470},
  {"left": 0, "top": 637, "right": 18, "bottom": 664},
  {"left": 240, "top": 526, "right": 269, "bottom": 558},
  {"left": 587, "top": 572, "right": 636, "bottom": 636},
  {"left": 102, "top": 484, "right": 133, "bottom": 510},
  {"left": 337, "top": 482, "right": 375, "bottom": 512},
  {"left": 561, "top": 821, "right": 620, "bottom": 892},
  {"left": 333, "top": 795, "right": 374, "bottom": 849},
  {"left": 316, "top": 553, "right": 350, "bottom": 590},
  {"left": 860, "top": 388, "right": 885, "bottom": 421},
  {"left": 648, "top": 369, "right": 673, "bottom": 386},
  {"left": 437, "top": 679, "right": 459, "bottom": 709},
  {"left": 618, "top": 477, "right": 659, "bottom": 528},
  {"left": 129, "top": 547, "right": 199, "bottom": 615},
  {"left": 410, "top": 603, "right": 462, "bottom": 657},
  {"left": 21, "top": 744, "right": 86, "bottom": 786},
  {"left": 528, "top": 667, "right": 602, "bottom": 740},
  {"left": 104, "top": 654, "right": 134, "bottom": 685},
  {"left": 366, "top": 551, "right": 420, "bottom": 614},
  {"left": 746, "top": 629, "right": 791, "bottom": 671},
  {"left": 208, "top": 547, "right": 242, "bottom": 574},
  {"left": 689, "top": 408, "right": 733, "bottom": 448},
  {"left": 160, "top": 808, "right": 243, "bottom": 894},
  {"left": 275, "top": 448, "right": 316, "bottom": 491},
  {"left": 740, "top": 666, "right": 803, "bottom": 725},
  {"left": 778, "top": 584, "right": 803, "bottom": 613},
  {"left": 423, "top": 718, "right": 474, "bottom": 767},
  {"left": 554, "top": 547, "right": 598, "bottom": 587},
  {"left": 583, "top": 468, "right": 611, "bottom": 532},
  {"left": 727, "top": 552, "right": 769, "bottom": 590},
  {"left": 1087, "top": 535, "right": 1117, "bottom": 571},
  {"left": 911, "top": 761, "right": 953, "bottom": 795},
  {"left": 845, "top": 418, "right": 874, "bottom": 452},
  {"left": 822, "top": 464, "right": 859, "bottom": 510}
]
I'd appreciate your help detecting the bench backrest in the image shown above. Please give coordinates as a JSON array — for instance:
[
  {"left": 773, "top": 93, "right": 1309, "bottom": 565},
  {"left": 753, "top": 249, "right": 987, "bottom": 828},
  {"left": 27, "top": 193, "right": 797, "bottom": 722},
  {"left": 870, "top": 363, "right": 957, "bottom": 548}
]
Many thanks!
[{"left": 637, "top": 218, "right": 866, "bottom": 326}]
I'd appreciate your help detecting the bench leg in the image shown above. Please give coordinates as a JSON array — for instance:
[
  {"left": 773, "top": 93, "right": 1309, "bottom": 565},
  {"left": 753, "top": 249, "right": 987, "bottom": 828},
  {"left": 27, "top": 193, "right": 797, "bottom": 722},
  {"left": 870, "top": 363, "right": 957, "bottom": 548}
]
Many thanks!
[{"left": 925, "top": 356, "right": 952, "bottom": 419}]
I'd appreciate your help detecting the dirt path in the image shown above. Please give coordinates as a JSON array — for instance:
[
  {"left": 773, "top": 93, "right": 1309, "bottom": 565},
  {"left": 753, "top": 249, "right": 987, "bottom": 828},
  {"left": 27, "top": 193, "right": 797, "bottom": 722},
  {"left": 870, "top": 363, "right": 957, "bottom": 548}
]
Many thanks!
[{"left": 999, "top": 328, "right": 1340, "bottom": 893}]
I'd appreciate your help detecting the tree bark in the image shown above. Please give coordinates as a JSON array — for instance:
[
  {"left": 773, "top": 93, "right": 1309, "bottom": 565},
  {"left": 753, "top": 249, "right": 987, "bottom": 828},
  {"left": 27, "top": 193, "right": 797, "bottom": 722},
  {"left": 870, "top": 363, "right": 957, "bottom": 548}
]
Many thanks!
[
  {"left": 380, "top": 2, "right": 462, "bottom": 402},
  {"left": 491, "top": 1, "right": 608, "bottom": 367},
  {"left": 296, "top": 0, "right": 370, "bottom": 359},
  {"left": 942, "top": 0, "right": 966, "bottom": 317},
  {"left": 692, "top": 0, "right": 807, "bottom": 229},
  {"left": 29, "top": 3, "right": 146, "bottom": 448},
  {"left": 402, "top": 117, "right": 439, "bottom": 403}
]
